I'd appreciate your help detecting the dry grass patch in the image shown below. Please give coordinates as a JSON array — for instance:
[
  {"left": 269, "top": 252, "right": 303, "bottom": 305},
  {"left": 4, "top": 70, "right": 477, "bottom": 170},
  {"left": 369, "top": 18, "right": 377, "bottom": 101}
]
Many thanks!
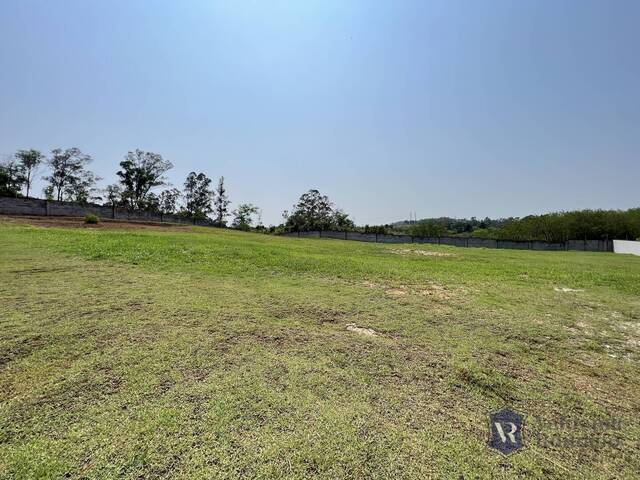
[
  {"left": 361, "top": 280, "right": 455, "bottom": 301},
  {"left": 388, "top": 248, "right": 456, "bottom": 257}
]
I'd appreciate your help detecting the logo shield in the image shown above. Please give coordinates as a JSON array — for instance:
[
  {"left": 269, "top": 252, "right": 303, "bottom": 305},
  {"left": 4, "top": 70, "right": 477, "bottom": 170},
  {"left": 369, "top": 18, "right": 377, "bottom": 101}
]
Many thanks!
[{"left": 489, "top": 408, "right": 524, "bottom": 455}]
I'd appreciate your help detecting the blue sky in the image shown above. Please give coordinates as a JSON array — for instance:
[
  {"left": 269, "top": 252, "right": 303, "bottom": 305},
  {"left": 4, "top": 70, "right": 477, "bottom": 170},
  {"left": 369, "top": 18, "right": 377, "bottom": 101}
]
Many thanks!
[{"left": 1, "top": 0, "right": 638, "bottom": 225}]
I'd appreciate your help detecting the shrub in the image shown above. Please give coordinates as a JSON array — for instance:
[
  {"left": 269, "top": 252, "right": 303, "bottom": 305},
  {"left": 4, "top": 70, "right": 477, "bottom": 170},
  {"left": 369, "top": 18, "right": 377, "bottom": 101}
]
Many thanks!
[{"left": 84, "top": 214, "right": 99, "bottom": 224}]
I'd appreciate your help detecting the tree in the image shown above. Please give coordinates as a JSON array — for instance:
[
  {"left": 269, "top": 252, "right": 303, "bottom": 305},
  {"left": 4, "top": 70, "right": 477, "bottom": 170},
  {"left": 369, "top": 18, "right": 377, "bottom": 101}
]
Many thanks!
[
  {"left": 159, "top": 188, "right": 181, "bottom": 215},
  {"left": 284, "top": 189, "right": 335, "bottom": 231},
  {"left": 409, "top": 221, "right": 447, "bottom": 237},
  {"left": 144, "top": 192, "right": 160, "bottom": 213},
  {"left": 43, "top": 185, "right": 54, "bottom": 200},
  {"left": 256, "top": 208, "right": 264, "bottom": 230},
  {"left": 232, "top": 203, "right": 259, "bottom": 230},
  {"left": 332, "top": 209, "right": 355, "bottom": 230},
  {"left": 0, "top": 158, "right": 26, "bottom": 197},
  {"left": 117, "top": 149, "right": 172, "bottom": 210},
  {"left": 15, "top": 149, "right": 44, "bottom": 197},
  {"left": 183, "top": 172, "right": 213, "bottom": 219},
  {"left": 363, "top": 225, "right": 388, "bottom": 234},
  {"left": 63, "top": 170, "right": 101, "bottom": 203},
  {"left": 43, "top": 148, "right": 94, "bottom": 202},
  {"left": 103, "top": 184, "right": 123, "bottom": 207},
  {"left": 213, "top": 176, "right": 230, "bottom": 226},
  {"left": 491, "top": 208, "right": 640, "bottom": 242}
]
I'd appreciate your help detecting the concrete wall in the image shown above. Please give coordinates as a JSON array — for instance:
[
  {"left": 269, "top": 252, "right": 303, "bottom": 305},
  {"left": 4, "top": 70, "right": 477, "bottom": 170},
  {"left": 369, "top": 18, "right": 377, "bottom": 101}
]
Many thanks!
[
  {"left": 297, "top": 231, "right": 321, "bottom": 238},
  {"left": 282, "top": 229, "right": 614, "bottom": 252},
  {"left": 468, "top": 238, "right": 498, "bottom": 248},
  {"left": 613, "top": 240, "right": 640, "bottom": 256},
  {"left": 0, "top": 196, "right": 212, "bottom": 226},
  {"left": 496, "top": 240, "right": 531, "bottom": 250},
  {"left": 347, "top": 231, "right": 376, "bottom": 242},
  {"left": 0, "top": 197, "right": 48, "bottom": 216},
  {"left": 378, "top": 234, "right": 412, "bottom": 243},
  {"left": 322, "top": 231, "right": 348, "bottom": 240},
  {"left": 439, "top": 237, "right": 469, "bottom": 248}
]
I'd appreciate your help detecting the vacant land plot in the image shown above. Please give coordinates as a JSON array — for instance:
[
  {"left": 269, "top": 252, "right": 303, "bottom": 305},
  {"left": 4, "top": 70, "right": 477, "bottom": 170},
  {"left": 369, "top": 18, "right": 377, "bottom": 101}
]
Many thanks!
[{"left": 1, "top": 215, "right": 639, "bottom": 479}]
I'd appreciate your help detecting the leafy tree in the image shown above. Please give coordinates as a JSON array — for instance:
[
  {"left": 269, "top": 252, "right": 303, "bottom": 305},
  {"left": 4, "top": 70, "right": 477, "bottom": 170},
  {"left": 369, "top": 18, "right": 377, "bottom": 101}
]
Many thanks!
[
  {"left": 43, "top": 185, "right": 54, "bottom": 200},
  {"left": 43, "top": 148, "right": 94, "bottom": 201},
  {"left": 117, "top": 149, "right": 172, "bottom": 210},
  {"left": 14, "top": 149, "right": 44, "bottom": 197},
  {"left": 145, "top": 192, "right": 161, "bottom": 213},
  {"left": 183, "top": 172, "right": 213, "bottom": 219},
  {"left": 103, "top": 184, "right": 123, "bottom": 207},
  {"left": 332, "top": 209, "right": 355, "bottom": 230},
  {"left": 232, "top": 203, "right": 259, "bottom": 230},
  {"left": 159, "top": 188, "right": 181, "bottom": 215},
  {"left": 213, "top": 176, "right": 230, "bottom": 226},
  {"left": 284, "top": 189, "right": 335, "bottom": 231},
  {"left": 0, "top": 158, "right": 26, "bottom": 197},
  {"left": 362, "top": 225, "right": 391, "bottom": 234},
  {"left": 63, "top": 170, "right": 101, "bottom": 203}
]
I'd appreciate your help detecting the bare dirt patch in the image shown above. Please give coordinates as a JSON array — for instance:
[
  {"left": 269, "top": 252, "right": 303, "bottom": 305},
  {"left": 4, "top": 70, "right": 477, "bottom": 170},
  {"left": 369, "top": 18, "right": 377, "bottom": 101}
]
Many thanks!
[
  {"left": 614, "top": 321, "right": 640, "bottom": 351},
  {"left": 1, "top": 215, "right": 194, "bottom": 232},
  {"left": 565, "top": 321, "right": 594, "bottom": 338},
  {"left": 554, "top": 287, "right": 584, "bottom": 293},
  {"left": 362, "top": 280, "right": 454, "bottom": 301},
  {"left": 388, "top": 248, "right": 456, "bottom": 257},
  {"left": 385, "top": 288, "right": 408, "bottom": 297},
  {"left": 346, "top": 324, "right": 379, "bottom": 337},
  {"left": 419, "top": 284, "right": 452, "bottom": 300}
]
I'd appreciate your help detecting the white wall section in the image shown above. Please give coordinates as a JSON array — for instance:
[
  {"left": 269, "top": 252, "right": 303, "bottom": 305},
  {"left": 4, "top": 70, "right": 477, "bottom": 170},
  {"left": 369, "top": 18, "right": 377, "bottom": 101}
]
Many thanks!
[{"left": 613, "top": 240, "right": 640, "bottom": 256}]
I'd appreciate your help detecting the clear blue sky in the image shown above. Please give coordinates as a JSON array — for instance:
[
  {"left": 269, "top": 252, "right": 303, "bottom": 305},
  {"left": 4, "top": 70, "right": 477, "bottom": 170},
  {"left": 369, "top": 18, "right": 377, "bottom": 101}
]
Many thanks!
[{"left": 1, "top": 0, "right": 638, "bottom": 225}]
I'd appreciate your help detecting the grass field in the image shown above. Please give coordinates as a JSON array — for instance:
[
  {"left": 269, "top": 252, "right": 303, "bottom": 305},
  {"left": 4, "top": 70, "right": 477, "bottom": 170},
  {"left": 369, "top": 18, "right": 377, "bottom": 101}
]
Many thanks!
[{"left": 1, "top": 216, "right": 639, "bottom": 479}]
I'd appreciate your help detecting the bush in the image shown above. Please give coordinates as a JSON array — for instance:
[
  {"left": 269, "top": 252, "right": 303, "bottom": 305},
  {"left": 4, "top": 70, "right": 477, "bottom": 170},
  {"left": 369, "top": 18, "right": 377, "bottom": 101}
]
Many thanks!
[{"left": 84, "top": 214, "right": 99, "bottom": 224}]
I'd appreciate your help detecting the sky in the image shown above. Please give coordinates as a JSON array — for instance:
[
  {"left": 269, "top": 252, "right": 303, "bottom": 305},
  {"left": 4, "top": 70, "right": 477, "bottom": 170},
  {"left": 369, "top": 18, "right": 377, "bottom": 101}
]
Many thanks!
[{"left": 1, "top": 0, "right": 638, "bottom": 226}]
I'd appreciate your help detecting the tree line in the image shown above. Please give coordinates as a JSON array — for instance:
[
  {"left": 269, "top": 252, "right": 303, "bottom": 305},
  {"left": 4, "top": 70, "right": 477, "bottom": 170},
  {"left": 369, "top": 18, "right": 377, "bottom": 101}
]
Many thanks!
[
  {"left": 402, "top": 210, "right": 640, "bottom": 242},
  {"left": 2, "top": 149, "right": 637, "bottom": 239},
  {"left": 0, "top": 147, "right": 260, "bottom": 229},
  {"left": 495, "top": 209, "right": 640, "bottom": 242}
]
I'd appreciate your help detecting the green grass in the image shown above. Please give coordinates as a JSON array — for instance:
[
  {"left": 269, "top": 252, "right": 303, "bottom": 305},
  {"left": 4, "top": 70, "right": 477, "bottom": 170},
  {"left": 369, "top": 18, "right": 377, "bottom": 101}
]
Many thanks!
[{"left": 1, "top": 217, "right": 639, "bottom": 479}]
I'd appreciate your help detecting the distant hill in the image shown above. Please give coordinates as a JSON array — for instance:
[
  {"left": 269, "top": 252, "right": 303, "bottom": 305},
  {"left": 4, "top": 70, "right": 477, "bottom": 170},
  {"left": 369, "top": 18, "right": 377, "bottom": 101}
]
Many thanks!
[{"left": 392, "top": 216, "right": 514, "bottom": 234}]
